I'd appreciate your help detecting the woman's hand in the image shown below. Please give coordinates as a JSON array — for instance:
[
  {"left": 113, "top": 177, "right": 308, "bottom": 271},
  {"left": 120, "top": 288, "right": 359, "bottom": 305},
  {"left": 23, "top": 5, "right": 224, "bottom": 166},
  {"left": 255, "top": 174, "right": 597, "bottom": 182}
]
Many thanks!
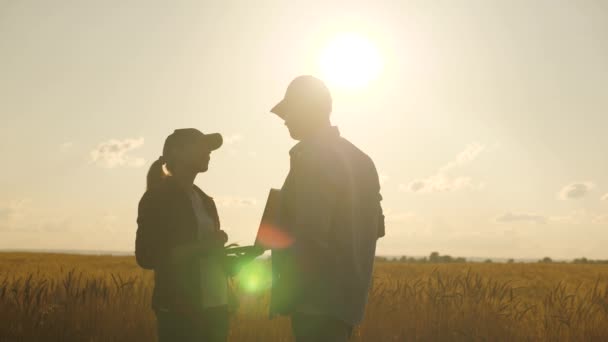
[
  {"left": 223, "top": 255, "right": 241, "bottom": 277},
  {"left": 215, "top": 229, "right": 229, "bottom": 245}
]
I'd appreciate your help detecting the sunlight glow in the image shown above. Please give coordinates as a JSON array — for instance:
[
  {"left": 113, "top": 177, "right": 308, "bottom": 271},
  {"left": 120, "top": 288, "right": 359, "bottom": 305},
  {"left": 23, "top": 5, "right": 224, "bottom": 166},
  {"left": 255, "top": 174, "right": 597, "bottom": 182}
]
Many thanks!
[{"left": 319, "top": 33, "right": 383, "bottom": 89}]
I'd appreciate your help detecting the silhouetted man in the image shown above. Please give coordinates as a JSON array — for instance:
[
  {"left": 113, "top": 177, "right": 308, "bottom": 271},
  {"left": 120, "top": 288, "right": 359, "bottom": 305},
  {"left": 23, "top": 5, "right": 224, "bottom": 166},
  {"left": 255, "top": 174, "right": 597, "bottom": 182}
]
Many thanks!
[{"left": 269, "top": 75, "right": 385, "bottom": 341}]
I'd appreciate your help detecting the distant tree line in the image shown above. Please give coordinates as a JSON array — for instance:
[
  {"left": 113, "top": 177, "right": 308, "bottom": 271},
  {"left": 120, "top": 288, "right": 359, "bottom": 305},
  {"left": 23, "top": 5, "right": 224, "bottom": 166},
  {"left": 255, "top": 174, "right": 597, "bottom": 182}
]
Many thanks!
[
  {"left": 375, "top": 253, "right": 608, "bottom": 264},
  {"left": 375, "top": 251, "right": 467, "bottom": 263},
  {"left": 570, "top": 257, "right": 608, "bottom": 264},
  {"left": 538, "top": 257, "right": 608, "bottom": 264}
]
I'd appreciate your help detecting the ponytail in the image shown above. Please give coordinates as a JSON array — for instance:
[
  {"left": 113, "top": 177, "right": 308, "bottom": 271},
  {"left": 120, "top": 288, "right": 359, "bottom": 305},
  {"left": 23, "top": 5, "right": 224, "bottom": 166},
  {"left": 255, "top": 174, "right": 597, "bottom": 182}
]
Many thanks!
[{"left": 146, "top": 158, "right": 168, "bottom": 190}]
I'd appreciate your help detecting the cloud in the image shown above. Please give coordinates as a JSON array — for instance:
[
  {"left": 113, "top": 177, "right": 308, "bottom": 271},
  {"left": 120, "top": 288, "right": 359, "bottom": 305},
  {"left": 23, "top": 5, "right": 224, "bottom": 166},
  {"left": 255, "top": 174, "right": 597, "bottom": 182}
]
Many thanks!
[
  {"left": 401, "top": 143, "right": 485, "bottom": 193},
  {"left": 0, "top": 199, "right": 54, "bottom": 232},
  {"left": 379, "top": 173, "right": 389, "bottom": 186},
  {"left": 406, "top": 180, "right": 425, "bottom": 192},
  {"left": 0, "top": 207, "right": 11, "bottom": 222},
  {"left": 442, "top": 142, "right": 485, "bottom": 172},
  {"left": 592, "top": 214, "right": 608, "bottom": 224},
  {"left": 0, "top": 200, "right": 118, "bottom": 234},
  {"left": 384, "top": 211, "right": 416, "bottom": 223},
  {"left": 224, "top": 134, "right": 243, "bottom": 145},
  {"left": 37, "top": 217, "right": 72, "bottom": 233},
  {"left": 98, "top": 212, "right": 122, "bottom": 232},
  {"left": 60, "top": 141, "right": 74, "bottom": 151},
  {"left": 224, "top": 134, "right": 245, "bottom": 157},
  {"left": 401, "top": 175, "right": 473, "bottom": 193},
  {"left": 215, "top": 196, "right": 258, "bottom": 208},
  {"left": 1, "top": 199, "right": 30, "bottom": 220},
  {"left": 601, "top": 193, "right": 608, "bottom": 201},
  {"left": 557, "top": 182, "right": 595, "bottom": 200},
  {"left": 496, "top": 212, "right": 548, "bottom": 224},
  {"left": 90, "top": 137, "right": 145, "bottom": 168},
  {"left": 551, "top": 210, "right": 608, "bottom": 225}
]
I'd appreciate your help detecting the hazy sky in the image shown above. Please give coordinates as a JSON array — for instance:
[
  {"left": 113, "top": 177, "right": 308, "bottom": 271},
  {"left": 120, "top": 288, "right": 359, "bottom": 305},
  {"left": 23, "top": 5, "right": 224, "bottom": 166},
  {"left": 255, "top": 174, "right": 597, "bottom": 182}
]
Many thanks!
[{"left": 1, "top": 0, "right": 607, "bottom": 259}]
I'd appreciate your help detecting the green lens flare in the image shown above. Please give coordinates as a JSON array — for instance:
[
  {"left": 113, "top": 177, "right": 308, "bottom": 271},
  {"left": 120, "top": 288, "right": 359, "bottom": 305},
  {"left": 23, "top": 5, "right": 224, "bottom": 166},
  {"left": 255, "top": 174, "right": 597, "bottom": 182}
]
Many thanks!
[{"left": 236, "top": 260, "right": 271, "bottom": 294}]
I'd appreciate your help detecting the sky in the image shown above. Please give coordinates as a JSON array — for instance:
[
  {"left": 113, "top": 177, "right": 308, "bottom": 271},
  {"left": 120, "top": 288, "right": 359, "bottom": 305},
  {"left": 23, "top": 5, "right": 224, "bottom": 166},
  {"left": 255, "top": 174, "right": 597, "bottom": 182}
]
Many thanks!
[{"left": 1, "top": 0, "right": 607, "bottom": 259}]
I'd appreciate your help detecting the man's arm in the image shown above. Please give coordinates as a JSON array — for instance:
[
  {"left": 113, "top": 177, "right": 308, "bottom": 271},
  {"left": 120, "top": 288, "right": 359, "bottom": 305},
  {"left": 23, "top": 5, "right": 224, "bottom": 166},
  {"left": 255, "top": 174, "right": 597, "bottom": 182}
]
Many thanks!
[
  {"left": 377, "top": 192, "right": 386, "bottom": 239},
  {"left": 288, "top": 153, "right": 336, "bottom": 250},
  {"left": 366, "top": 155, "right": 385, "bottom": 240}
]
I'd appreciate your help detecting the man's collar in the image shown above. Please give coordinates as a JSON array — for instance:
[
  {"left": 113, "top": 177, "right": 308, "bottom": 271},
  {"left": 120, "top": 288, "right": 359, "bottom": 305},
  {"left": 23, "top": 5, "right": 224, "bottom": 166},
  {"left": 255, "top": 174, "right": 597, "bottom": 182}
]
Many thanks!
[{"left": 289, "top": 126, "right": 340, "bottom": 157}]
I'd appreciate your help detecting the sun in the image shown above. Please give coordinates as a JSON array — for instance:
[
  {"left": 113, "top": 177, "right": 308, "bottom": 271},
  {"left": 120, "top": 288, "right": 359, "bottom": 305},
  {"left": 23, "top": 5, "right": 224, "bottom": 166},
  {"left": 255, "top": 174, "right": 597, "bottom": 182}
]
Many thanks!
[{"left": 318, "top": 33, "right": 383, "bottom": 89}]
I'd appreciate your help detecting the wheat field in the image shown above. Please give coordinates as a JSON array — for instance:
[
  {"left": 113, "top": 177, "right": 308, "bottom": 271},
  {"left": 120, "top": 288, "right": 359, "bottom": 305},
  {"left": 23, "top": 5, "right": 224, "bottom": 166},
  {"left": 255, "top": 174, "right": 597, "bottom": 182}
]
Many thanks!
[{"left": 1, "top": 252, "right": 608, "bottom": 342}]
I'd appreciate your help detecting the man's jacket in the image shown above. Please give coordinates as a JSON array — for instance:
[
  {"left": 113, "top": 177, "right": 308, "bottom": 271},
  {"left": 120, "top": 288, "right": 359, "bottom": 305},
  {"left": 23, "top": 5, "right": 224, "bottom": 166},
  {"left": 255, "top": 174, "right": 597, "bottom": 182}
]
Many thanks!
[{"left": 271, "top": 126, "right": 385, "bottom": 325}]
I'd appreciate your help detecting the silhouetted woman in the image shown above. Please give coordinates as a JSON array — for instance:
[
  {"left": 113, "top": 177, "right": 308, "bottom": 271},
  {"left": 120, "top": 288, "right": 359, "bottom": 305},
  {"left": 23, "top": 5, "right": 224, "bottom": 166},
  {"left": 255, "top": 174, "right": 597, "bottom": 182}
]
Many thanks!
[{"left": 135, "top": 128, "right": 230, "bottom": 342}]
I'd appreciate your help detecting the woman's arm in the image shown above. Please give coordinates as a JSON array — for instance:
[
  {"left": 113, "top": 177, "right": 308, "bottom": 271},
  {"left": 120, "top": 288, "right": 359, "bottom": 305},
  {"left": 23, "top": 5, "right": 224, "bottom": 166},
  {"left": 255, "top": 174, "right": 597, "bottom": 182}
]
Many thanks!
[
  {"left": 170, "top": 230, "right": 227, "bottom": 263},
  {"left": 136, "top": 189, "right": 229, "bottom": 268},
  {"left": 170, "top": 194, "right": 228, "bottom": 263}
]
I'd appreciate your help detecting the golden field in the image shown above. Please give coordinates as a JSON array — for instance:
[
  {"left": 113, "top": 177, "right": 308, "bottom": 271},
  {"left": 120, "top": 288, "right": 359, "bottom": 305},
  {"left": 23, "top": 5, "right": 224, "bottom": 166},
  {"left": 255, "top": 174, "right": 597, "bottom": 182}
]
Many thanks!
[{"left": 1, "top": 252, "right": 608, "bottom": 341}]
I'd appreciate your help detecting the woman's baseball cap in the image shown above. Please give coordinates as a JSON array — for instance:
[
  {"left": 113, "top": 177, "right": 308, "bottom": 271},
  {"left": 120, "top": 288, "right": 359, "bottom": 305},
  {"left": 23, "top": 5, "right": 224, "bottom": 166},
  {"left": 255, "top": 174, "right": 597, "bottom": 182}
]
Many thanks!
[{"left": 162, "top": 128, "right": 223, "bottom": 157}]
